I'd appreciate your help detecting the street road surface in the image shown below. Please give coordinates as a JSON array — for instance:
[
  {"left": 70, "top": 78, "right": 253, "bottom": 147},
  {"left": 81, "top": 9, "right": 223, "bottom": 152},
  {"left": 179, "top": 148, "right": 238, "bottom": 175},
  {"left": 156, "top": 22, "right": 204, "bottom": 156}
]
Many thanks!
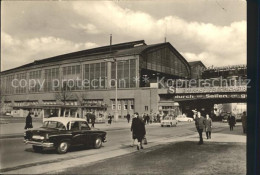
[
  {"left": 0, "top": 122, "right": 241, "bottom": 174},
  {"left": 0, "top": 122, "right": 195, "bottom": 172}
]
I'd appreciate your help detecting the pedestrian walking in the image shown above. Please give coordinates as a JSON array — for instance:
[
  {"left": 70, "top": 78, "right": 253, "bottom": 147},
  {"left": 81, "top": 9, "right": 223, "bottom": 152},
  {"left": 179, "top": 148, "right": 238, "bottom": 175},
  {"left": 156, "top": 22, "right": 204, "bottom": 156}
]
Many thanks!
[
  {"left": 194, "top": 111, "right": 205, "bottom": 145},
  {"left": 228, "top": 112, "right": 236, "bottom": 131},
  {"left": 131, "top": 112, "right": 146, "bottom": 150},
  {"left": 142, "top": 113, "right": 146, "bottom": 123},
  {"left": 126, "top": 113, "right": 131, "bottom": 123},
  {"left": 146, "top": 114, "right": 150, "bottom": 125},
  {"left": 205, "top": 114, "right": 212, "bottom": 139},
  {"left": 91, "top": 112, "right": 96, "bottom": 128},
  {"left": 241, "top": 111, "right": 247, "bottom": 134},
  {"left": 156, "top": 114, "right": 159, "bottom": 122},
  {"left": 108, "top": 113, "right": 112, "bottom": 125},
  {"left": 24, "top": 112, "right": 33, "bottom": 130},
  {"left": 86, "top": 112, "right": 91, "bottom": 123}
]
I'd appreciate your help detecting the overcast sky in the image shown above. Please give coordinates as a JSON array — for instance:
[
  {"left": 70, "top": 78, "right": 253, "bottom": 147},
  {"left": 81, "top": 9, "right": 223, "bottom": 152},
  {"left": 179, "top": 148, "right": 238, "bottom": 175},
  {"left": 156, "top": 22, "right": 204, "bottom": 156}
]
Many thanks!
[{"left": 1, "top": 0, "right": 246, "bottom": 71}]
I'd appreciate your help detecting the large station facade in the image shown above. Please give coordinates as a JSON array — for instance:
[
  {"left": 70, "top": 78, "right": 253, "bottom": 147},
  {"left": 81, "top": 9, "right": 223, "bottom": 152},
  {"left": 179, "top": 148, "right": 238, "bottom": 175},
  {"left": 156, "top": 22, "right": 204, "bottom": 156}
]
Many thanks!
[{"left": 0, "top": 40, "right": 195, "bottom": 119}]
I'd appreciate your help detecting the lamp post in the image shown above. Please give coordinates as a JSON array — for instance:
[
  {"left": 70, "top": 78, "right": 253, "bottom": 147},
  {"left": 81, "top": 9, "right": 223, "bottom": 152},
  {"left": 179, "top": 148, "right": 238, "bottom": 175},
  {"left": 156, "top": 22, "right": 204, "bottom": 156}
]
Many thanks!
[
  {"left": 104, "top": 58, "right": 118, "bottom": 122},
  {"left": 115, "top": 59, "right": 118, "bottom": 122}
]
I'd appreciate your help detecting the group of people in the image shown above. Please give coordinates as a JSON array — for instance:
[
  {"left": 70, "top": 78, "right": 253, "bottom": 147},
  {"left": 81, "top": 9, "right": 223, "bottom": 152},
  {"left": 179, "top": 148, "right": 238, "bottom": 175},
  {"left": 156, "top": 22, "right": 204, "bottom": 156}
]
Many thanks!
[
  {"left": 194, "top": 111, "right": 212, "bottom": 145},
  {"left": 194, "top": 110, "right": 247, "bottom": 145},
  {"left": 228, "top": 111, "right": 247, "bottom": 133},
  {"left": 127, "top": 113, "right": 165, "bottom": 124},
  {"left": 86, "top": 112, "right": 96, "bottom": 128},
  {"left": 25, "top": 108, "right": 247, "bottom": 149}
]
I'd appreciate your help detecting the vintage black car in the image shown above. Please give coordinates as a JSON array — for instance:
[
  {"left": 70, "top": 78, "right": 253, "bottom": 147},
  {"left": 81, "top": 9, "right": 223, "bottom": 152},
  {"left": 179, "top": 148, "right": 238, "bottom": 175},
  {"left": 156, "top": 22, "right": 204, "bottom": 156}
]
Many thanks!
[{"left": 24, "top": 117, "right": 107, "bottom": 154}]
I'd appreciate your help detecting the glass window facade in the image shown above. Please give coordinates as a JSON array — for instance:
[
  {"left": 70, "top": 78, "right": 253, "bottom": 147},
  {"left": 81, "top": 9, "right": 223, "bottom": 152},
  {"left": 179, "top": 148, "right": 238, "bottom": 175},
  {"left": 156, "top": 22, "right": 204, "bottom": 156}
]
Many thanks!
[
  {"left": 15, "top": 73, "right": 27, "bottom": 94},
  {"left": 62, "top": 65, "right": 81, "bottom": 91},
  {"left": 111, "top": 59, "right": 137, "bottom": 88},
  {"left": 83, "top": 62, "right": 107, "bottom": 89},
  {"left": 2, "top": 75, "right": 15, "bottom": 95},
  {"left": 29, "top": 70, "right": 42, "bottom": 92},
  {"left": 44, "top": 68, "right": 60, "bottom": 92},
  {"left": 144, "top": 47, "right": 190, "bottom": 78}
]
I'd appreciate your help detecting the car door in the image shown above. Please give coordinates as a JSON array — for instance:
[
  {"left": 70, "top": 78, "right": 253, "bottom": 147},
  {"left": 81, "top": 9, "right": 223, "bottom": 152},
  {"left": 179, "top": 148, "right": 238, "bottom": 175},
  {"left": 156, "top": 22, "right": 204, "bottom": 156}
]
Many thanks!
[
  {"left": 70, "top": 121, "right": 84, "bottom": 145},
  {"left": 79, "top": 121, "right": 91, "bottom": 145}
]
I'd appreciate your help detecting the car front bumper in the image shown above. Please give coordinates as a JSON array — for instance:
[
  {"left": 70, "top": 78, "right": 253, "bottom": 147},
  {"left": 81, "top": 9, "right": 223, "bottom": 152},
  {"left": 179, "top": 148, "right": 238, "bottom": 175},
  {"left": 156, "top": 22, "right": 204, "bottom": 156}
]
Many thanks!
[
  {"left": 161, "top": 122, "right": 171, "bottom": 125},
  {"left": 24, "top": 140, "right": 54, "bottom": 148}
]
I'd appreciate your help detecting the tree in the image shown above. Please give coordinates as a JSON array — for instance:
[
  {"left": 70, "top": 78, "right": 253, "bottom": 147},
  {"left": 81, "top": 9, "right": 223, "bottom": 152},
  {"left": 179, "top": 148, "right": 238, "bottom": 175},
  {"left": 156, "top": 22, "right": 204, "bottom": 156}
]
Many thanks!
[
  {"left": 0, "top": 88, "right": 8, "bottom": 114},
  {"left": 75, "top": 93, "right": 87, "bottom": 118},
  {"left": 55, "top": 86, "right": 74, "bottom": 106}
]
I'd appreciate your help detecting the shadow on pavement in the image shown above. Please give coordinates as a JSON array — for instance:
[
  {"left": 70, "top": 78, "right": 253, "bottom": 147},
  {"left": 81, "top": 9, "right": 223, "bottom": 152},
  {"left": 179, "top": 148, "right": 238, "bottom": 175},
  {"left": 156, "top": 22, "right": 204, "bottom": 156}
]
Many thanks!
[{"left": 53, "top": 141, "right": 246, "bottom": 175}]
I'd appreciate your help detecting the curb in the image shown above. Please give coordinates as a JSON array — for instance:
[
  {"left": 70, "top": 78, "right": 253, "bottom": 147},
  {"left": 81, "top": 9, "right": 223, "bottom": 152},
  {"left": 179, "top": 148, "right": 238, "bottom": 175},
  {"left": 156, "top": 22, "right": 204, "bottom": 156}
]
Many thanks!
[
  {"left": 0, "top": 134, "right": 24, "bottom": 139},
  {"left": 0, "top": 127, "right": 130, "bottom": 139}
]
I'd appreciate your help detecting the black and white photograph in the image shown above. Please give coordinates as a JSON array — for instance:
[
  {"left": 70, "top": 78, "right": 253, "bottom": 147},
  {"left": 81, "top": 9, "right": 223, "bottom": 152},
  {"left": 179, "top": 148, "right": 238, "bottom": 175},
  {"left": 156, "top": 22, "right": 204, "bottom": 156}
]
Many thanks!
[{"left": 0, "top": 0, "right": 259, "bottom": 174}]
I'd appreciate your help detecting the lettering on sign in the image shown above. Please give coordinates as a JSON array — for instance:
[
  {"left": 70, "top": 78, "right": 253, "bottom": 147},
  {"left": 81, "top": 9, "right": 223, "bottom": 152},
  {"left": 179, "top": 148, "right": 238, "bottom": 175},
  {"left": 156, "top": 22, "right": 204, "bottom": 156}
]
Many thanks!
[
  {"left": 175, "top": 86, "right": 247, "bottom": 94},
  {"left": 168, "top": 86, "right": 176, "bottom": 94},
  {"left": 174, "top": 93, "right": 247, "bottom": 99}
]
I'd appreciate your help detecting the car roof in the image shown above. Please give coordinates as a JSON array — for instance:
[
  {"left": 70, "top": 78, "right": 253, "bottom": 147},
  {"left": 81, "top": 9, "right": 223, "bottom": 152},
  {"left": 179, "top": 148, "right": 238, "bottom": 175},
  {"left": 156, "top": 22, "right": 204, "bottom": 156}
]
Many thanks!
[{"left": 43, "top": 117, "right": 86, "bottom": 125}]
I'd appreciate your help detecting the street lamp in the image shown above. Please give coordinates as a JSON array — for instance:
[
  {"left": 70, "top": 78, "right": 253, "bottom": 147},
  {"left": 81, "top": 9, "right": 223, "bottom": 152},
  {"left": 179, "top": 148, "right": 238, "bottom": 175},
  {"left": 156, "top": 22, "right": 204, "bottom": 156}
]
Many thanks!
[{"left": 104, "top": 58, "right": 118, "bottom": 122}]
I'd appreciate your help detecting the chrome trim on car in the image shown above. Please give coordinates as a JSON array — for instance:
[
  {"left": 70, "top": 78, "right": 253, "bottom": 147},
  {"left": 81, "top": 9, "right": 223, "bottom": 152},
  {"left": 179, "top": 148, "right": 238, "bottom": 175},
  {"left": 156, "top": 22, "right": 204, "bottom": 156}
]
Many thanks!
[
  {"left": 32, "top": 135, "right": 45, "bottom": 140},
  {"left": 24, "top": 140, "right": 54, "bottom": 148},
  {"left": 49, "top": 134, "right": 72, "bottom": 137}
]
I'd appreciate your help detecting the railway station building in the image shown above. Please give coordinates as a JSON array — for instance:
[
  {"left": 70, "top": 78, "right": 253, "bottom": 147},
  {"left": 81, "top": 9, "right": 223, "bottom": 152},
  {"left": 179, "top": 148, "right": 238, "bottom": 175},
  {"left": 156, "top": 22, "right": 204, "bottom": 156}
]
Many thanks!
[{"left": 0, "top": 40, "right": 193, "bottom": 119}]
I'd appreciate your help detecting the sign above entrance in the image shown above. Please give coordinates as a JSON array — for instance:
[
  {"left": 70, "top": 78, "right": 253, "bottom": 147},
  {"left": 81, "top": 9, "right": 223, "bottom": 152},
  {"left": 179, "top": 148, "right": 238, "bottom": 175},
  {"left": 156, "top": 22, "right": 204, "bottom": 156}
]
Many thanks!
[
  {"left": 175, "top": 86, "right": 246, "bottom": 94},
  {"left": 174, "top": 93, "right": 247, "bottom": 100}
]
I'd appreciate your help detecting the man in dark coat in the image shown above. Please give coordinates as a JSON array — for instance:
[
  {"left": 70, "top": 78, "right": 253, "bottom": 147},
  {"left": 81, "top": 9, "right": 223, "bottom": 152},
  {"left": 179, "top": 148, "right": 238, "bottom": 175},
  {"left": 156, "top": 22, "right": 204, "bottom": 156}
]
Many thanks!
[
  {"left": 126, "top": 113, "right": 131, "bottom": 123},
  {"left": 241, "top": 111, "right": 247, "bottom": 134},
  {"left": 86, "top": 112, "right": 91, "bottom": 123},
  {"left": 91, "top": 112, "right": 96, "bottom": 128},
  {"left": 108, "top": 113, "right": 112, "bottom": 125},
  {"left": 194, "top": 112, "right": 206, "bottom": 144},
  {"left": 228, "top": 112, "right": 236, "bottom": 131},
  {"left": 131, "top": 112, "right": 146, "bottom": 150},
  {"left": 25, "top": 112, "right": 33, "bottom": 130},
  {"left": 205, "top": 114, "right": 212, "bottom": 139},
  {"left": 146, "top": 114, "right": 150, "bottom": 125}
]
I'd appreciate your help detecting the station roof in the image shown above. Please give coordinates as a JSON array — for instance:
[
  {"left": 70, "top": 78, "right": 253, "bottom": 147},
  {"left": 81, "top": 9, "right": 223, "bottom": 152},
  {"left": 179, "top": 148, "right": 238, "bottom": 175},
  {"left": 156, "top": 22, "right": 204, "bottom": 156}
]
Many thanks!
[
  {"left": 1, "top": 40, "right": 188, "bottom": 74},
  {"left": 188, "top": 61, "right": 206, "bottom": 68}
]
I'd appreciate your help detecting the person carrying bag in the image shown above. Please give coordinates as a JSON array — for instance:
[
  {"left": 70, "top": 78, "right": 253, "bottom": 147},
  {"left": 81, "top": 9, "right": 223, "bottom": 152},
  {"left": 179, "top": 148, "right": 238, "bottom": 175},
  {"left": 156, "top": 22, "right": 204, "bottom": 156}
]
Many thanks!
[{"left": 142, "top": 136, "right": 148, "bottom": 145}]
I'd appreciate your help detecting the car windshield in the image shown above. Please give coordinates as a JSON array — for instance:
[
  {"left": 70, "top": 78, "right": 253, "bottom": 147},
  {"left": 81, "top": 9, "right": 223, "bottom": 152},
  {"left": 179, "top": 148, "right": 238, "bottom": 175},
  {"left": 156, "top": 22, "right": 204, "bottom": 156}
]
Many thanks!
[
  {"left": 164, "top": 117, "right": 172, "bottom": 120},
  {"left": 42, "top": 121, "right": 66, "bottom": 130}
]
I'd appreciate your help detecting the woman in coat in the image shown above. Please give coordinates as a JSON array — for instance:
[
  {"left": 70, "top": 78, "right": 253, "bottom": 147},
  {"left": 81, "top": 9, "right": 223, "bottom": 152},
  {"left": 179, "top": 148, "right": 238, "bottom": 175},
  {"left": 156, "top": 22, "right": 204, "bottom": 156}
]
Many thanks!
[
  {"left": 228, "top": 113, "right": 236, "bottom": 131},
  {"left": 24, "top": 112, "right": 33, "bottom": 130},
  {"left": 205, "top": 114, "right": 212, "bottom": 139},
  {"left": 131, "top": 112, "right": 146, "bottom": 150},
  {"left": 241, "top": 111, "right": 247, "bottom": 134}
]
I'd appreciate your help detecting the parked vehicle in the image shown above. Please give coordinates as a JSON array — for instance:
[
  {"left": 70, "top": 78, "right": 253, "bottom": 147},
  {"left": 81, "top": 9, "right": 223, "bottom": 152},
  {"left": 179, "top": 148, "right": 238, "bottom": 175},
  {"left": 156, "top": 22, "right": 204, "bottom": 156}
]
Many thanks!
[
  {"left": 24, "top": 117, "right": 107, "bottom": 154},
  {"left": 176, "top": 115, "right": 193, "bottom": 122},
  {"left": 222, "top": 115, "right": 228, "bottom": 123},
  {"left": 161, "top": 116, "right": 178, "bottom": 127},
  {"left": 235, "top": 113, "right": 242, "bottom": 122}
]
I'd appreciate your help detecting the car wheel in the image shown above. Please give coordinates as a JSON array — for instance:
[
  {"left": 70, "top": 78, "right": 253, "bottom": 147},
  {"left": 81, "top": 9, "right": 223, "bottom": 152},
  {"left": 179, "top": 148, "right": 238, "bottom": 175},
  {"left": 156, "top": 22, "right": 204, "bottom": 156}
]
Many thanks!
[
  {"left": 32, "top": 145, "right": 43, "bottom": 152},
  {"left": 57, "top": 141, "right": 69, "bottom": 154},
  {"left": 188, "top": 119, "right": 191, "bottom": 122},
  {"left": 161, "top": 125, "right": 163, "bottom": 127},
  {"left": 94, "top": 137, "right": 102, "bottom": 149}
]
